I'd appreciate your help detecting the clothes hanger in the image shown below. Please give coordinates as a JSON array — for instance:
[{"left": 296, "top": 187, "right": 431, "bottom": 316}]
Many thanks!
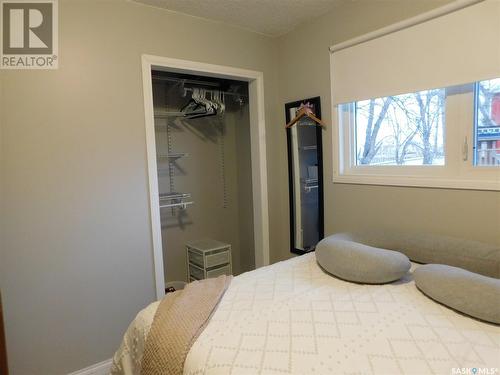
[
  {"left": 185, "top": 88, "right": 217, "bottom": 119},
  {"left": 180, "top": 86, "right": 227, "bottom": 119},
  {"left": 180, "top": 88, "right": 201, "bottom": 113},
  {"left": 210, "top": 91, "right": 221, "bottom": 115},
  {"left": 181, "top": 88, "right": 210, "bottom": 117},
  {"left": 285, "top": 103, "right": 326, "bottom": 128},
  {"left": 213, "top": 90, "right": 225, "bottom": 115}
]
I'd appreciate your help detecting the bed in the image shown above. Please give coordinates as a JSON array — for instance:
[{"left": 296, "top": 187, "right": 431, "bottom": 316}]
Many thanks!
[{"left": 111, "top": 253, "right": 500, "bottom": 374}]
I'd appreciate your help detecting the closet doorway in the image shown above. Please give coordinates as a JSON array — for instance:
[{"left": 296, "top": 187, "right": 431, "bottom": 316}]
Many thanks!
[{"left": 142, "top": 55, "right": 270, "bottom": 299}]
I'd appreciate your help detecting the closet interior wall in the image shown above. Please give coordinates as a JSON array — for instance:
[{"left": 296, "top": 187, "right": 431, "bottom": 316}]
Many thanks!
[{"left": 152, "top": 73, "right": 255, "bottom": 284}]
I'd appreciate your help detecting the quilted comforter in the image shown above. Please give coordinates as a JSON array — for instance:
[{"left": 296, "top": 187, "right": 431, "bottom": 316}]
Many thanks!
[{"left": 111, "top": 253, "right": 500, "bottom": 375}]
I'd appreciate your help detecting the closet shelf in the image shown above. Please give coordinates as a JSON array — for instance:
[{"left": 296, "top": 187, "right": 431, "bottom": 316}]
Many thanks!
[
  {"left": 157, "top": 152, "right": 189, "bottom": 159},
  {"left": 303, "top": 185, "right": 319, "bottom": 193},
  {"left": 300, "top": 145, "right": 317, "bottom": 151},
  {"left": 301, "top": 178, "right": 318, "bottom": 184},
  {"left": 160, "top": 201, "right": 194, "bottom": 210},
  {"left": 159, "top": 192, "right": 191, "bottom": 201},
  {"left": 159, "top": 192, "right": 194, "bottom": 210},
  {"left": 154, "top": 111, "right": 185, "bottom": 118}
]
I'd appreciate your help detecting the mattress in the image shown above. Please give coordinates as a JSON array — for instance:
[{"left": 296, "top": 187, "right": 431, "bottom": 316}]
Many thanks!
[{"left": 111, "top": 253, "right": 500, "bottom": 375}]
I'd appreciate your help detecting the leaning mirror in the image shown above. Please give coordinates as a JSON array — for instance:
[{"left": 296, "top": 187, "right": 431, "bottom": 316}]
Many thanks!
[{"left": 285, "top": 97, "right": 324, "bottom": 254}]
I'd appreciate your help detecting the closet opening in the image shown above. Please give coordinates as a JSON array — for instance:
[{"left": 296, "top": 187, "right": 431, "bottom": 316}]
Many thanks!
[{"left": 142, "top": 56, "right": 270, "bottom": 298}]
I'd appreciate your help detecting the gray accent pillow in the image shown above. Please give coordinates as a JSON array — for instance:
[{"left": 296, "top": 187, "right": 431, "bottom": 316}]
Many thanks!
[
  {"left": 333, "top": 232, "right": 500, "bottom": 278},
  {"left": 414, "top": 264, "right": 500, "bottom": 324},
  {"left": 316, "top": 236, "right": 411, "bottom": 284}
]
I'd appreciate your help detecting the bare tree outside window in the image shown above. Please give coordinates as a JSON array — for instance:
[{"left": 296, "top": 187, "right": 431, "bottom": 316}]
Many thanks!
[{"left": 355, "top": 89, "right": 445, "bottom": 166}]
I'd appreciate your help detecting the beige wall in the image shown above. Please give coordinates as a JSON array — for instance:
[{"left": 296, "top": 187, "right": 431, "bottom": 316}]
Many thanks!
[
  {"left": 0, "top": 1, "right": 280, "bottom": 373},
  {"left": 274, "top": 0, "right": 500, "bottom": 262}
]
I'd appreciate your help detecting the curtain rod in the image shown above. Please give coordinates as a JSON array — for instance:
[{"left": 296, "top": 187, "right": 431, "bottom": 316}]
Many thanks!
[{"left": 329, "top": 0, "right": 484, "bottom": 53}]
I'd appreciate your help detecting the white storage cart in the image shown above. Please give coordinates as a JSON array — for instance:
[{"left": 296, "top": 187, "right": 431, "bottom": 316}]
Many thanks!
[{"left": 186, "top": 239, "right": 232, "bottom": 281}]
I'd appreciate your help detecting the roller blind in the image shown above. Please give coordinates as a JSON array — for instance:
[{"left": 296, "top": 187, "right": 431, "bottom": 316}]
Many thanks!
[{"left": 330, "top": 0, "right": 500, "bottom": 105}]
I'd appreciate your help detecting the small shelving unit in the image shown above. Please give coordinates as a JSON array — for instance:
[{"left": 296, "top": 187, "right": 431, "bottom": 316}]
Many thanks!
[
  {"left": 186, "top": 239, "right": 232, "bottom": 281},
  {"left": 154, "top": 105, "right": 191, "bottom": 209}
]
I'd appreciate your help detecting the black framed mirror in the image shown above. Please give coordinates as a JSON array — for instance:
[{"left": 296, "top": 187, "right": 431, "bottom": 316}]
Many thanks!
[{"left": 285, "top": 97, "right": 324, "bottom": 255}]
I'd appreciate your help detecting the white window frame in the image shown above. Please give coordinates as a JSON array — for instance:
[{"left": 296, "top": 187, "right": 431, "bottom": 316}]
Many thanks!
[{"left": 333, "top": 84, "right": 500, "bottom": 191}]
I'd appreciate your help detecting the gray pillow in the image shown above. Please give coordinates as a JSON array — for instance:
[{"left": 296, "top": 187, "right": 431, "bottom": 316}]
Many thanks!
[
  {"left": 316, "top": 236, "right": 411, "bottom": 284},
  {"left": 414, "top": 264, "right": 500, "bottom": 324},
  {"left": 337, "top": 231, "right": 500, "bottom": 278}
]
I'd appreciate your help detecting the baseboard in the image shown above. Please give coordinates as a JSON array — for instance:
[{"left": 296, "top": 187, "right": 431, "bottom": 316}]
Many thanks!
[{"left": 68, "top": 358, "right": 112, "bottom": 375}]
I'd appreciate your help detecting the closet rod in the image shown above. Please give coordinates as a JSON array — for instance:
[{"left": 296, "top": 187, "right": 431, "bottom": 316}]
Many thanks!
[
  {"left": 152, "top": 75, "right": 248, "bottom": 98},
  {"left": 183, "top": 86, "right": 248, "bottom": 98},
  {"left": 152, "top": 75, "right": 221, "bottom": 87}
]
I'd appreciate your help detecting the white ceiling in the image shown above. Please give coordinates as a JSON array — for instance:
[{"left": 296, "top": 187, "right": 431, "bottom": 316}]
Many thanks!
[{"left": 133, "top": 0, "right": 347, "bottom": 37}]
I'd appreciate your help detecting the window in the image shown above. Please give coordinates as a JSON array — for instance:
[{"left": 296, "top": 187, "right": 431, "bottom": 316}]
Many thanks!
[
  {"left": 329, "top": 1, "right": 500, "bottom": 191},
  {"left": 335, "top": 79, "right": 500, "bottom": 191},
  {"left": 355, "top": 89, "right": 445, "bottom": 166},
  {"left": 474, "top": 78, "right": 500, "bottom": 167}
]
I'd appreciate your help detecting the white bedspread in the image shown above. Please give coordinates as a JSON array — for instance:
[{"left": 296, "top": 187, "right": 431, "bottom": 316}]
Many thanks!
[{"left": 111, "top": 254, "right": 500, "bottom": 375}]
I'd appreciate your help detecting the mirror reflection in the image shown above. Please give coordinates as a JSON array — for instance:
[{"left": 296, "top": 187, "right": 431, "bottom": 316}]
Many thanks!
[{"left": 286, "top": 98, "right": 324, "bottom": 254}]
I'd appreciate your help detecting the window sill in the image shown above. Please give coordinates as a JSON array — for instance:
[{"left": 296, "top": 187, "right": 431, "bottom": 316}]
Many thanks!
[{"left": 332, "top": 174, "right": 500, "bottom": 191}]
